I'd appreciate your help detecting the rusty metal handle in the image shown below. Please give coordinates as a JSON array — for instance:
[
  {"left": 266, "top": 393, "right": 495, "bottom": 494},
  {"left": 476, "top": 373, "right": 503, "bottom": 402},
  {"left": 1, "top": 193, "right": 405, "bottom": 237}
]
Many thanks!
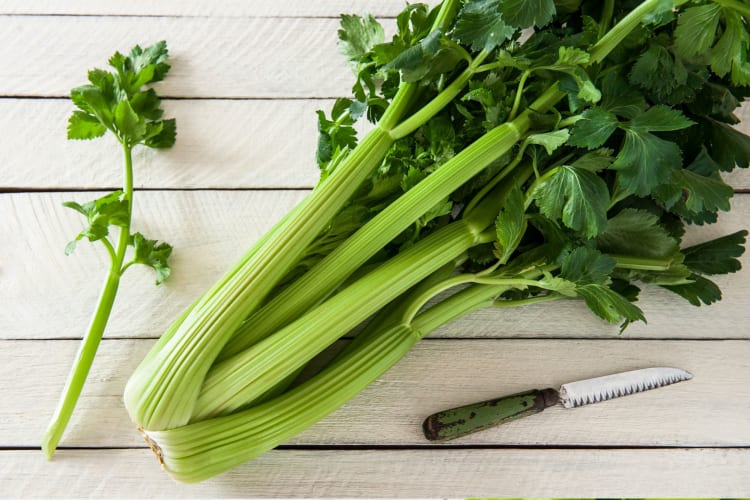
[{"left": 422, "top": 388, "right": 559, "bottom": 442}]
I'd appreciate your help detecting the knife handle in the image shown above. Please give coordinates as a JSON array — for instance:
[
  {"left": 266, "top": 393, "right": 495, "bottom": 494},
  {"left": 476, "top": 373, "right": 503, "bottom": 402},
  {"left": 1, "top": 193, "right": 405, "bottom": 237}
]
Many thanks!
[{"left": 422, "top": 388, "right": 559, "bottom": 442}]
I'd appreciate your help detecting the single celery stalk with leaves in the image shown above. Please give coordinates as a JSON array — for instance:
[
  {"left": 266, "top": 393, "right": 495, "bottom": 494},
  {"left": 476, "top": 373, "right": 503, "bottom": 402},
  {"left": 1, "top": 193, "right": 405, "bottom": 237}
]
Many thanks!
[
  {"left": 42, "top": 42, "right": 177, "bottom": 458},
  {"left": 124, "top": 0, "right": 749, "bottom": 482}
]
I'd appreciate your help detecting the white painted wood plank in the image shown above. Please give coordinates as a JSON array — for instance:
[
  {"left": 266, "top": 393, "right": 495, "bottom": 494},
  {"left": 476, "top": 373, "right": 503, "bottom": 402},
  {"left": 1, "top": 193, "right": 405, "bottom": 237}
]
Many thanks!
[
  {"left": 0, "top": 1, "right": 414, "bottom": 17},
  {"left": 1, "top": 98, "right": 748, "bottom": 190},
  {"left": 2, "top": 191, "right": 748, "bottom": 340},
  {"left": 0, "top": 190, "right": 306, "bottom": 340},
  {"left": 2, "top": 339, "right": 748, "bottom": 447},
  {"left": 0, "top": 99, "right": 324, "bottom": 189},
  {"left": 0, "top": 16, "right": 354, "bottom": 98},
  {"left": 1, "top": 448, "right": 747, "bottom": 497}
]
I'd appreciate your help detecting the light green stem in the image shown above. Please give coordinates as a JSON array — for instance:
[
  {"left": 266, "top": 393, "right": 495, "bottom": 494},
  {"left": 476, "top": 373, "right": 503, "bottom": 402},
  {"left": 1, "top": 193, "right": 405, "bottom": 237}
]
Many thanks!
[
  {"left": 390, "top": 50, "right": 490, "bottom": 140},
  {"left": 124, "top": 0, "right": 474, "bottom": 431},
  {"left": 41, "top": 144, "right": 134, "bottom": 458},
  {"left": 714, "top": 0, "right": 750, "bottom": 17},
  {"left": 589, "top": 0, "right": 665, "bottom": 64},
  {"left": 508, "top": 70, "right": 531, "bottom": 121},
  {"left": 192, "top": 221, "right": 492, "bottom": 420},
  {"left": 220, "top": 90, "right": 560, "bottom": 360}
]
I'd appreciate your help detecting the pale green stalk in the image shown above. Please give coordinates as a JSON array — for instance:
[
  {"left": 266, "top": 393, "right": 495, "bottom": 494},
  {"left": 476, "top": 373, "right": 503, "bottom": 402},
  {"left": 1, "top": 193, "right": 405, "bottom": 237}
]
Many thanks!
[
  {"left": 190, "top": 220, "right": 494, "bottom": 420},
  {"left": 123, "top": 0, "right": 487, "bottom": 431},
  {"left": 41, "top": 144, "right": 134, "bottom": 459},
  {"left": 218, "top": 91, "right": 558, "bottom": 360}
]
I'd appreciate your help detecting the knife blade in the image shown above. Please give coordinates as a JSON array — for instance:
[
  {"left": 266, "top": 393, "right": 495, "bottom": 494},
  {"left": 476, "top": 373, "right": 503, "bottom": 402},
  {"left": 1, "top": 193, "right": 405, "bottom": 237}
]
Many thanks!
[{"left": 422, "top": 367, "right": 693, "bottom": 442}]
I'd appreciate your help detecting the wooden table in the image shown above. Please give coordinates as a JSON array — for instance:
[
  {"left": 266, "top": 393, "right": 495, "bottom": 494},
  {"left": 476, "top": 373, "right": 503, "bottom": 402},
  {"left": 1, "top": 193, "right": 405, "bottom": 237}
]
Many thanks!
[{"left": 1, "top": 1, "right": 749, "bottom": 497}]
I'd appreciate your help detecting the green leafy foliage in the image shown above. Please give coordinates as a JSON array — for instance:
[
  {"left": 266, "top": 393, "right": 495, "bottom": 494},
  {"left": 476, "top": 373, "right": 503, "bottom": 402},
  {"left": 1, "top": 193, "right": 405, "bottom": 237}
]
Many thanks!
[
  {"left": 681, "top": 230, "right": 748, "bottom": 276},
  {"left": 560, "top": 247, "right": 616, "bottom": 286},
  {"left": 338, "top": 14, "right": 385, "bottom": 62},
  {"left": 567, "top": 107, "right": 618, "bottom": 149},
  {"left": 63, "top": 191, "right": 130, "bottom": 255},
  {"left": 316, "top": 98, "right": 359, "bottom": 172},
  {"left": 129, "top": 233, "right": 173, "bottom": 285},
  {"left": 597, "top": 209, "right": 679, "bottom": 259},
  {"left": 629, "top": 38, "right": 705, "bottom": 104},
  {"left": 612, "top": 105, "right": 694, "bottom": 196},
  {"left": 45, "top": 42, "right": 178, "bottom": 460},
  {"left": 526, "top": 130, "right": 570, "bottom": 156},
  {"left": 576, "top": 284, "right": 646, "bottom": 329},
  {"left": 501, "top": 0, "right": 556, "bottom": 29},
  {"left": 662, "top": 273, "right": 723, "bottom": 306},
  {"left": 674, "top": 2, "right": 750, "bottom": 86},
  {"left": 494, "top": 184, "right": 526, "bottom": 258},
  {"left": 452, "top": 0, "right": 516, "bottom": 51},
  {"left": 108, "top": 0, "right": 750, "bottom": 481},
  {"left": 532, "top": 164, "right": 610, "bottom": 238},
  {"left": 69, "top": 41, "right": 175, "bottom": 148},
  {"left": 555, "top": 247, "right": 644, "bottom": 329}
]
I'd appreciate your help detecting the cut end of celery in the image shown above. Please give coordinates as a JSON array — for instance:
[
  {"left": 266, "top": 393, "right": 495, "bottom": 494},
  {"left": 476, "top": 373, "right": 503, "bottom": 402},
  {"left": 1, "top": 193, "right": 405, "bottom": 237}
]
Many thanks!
[{"left": 40, "top": 434, "right": 57, "bottom": 461}]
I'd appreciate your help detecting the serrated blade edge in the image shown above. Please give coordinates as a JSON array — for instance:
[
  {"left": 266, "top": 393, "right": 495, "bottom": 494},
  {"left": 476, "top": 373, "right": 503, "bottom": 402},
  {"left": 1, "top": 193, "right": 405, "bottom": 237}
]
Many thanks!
[{"left": 559, "top": 367, "right": 693, "bottom": 409}]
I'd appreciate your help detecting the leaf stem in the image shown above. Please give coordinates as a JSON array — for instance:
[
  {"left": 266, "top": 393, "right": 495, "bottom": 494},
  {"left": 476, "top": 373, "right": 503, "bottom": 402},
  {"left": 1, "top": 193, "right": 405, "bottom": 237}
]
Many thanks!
[
  {"left": 494, "top": 293, "right": 565, "bottom": 308},
  {"left": 589, "top": 0, "right": 665, "bottom": 64},
  {"left": 390, "top": 50, "right": 490, "bottom": 140},
  {"left": 42, "top": 143, "right": 134, "bottom": 459},
  {"left": 41, "top": 269, "right": 122, "bottom": 459},
  {"left": 599, "top": 0, "right": 615, "bottom": 38},
  {"left": 612, "top": 254, "right": 673, "bottom": 271},
  {"left": 101, "top": 237, "right": 117, "bottom": 265},
  {"left": 508, "top": 70, "right": 531, "bottom": 121},
  {"left": 714, "top": 0, "right": 750, "bottom": 18}
]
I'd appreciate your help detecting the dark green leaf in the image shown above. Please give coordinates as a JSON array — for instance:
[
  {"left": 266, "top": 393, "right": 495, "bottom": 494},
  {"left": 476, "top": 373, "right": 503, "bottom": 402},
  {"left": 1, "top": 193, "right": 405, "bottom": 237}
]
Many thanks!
[
  {"left": 703, "top": 118, "right": 750, "bottom": 171},
  {"left": 144, "top": 118, "right": 176, "bottom": 149},
  {"left": 495, "top": 185, "right": 526, "bottom": 258},
  {"left": 130, "top": 89, "right": 163, "bottom": 121},
  {"left": 452, "top": 0, "right": 516, "bottom": 51},
  {"left": 502, "top": 0, "right": 556, "bottom": 28},
  {"left": 662, "top": 274, "right": 722, "bottom": 306},
  {"left": 568, "top": 107, "right": 618, "bottom": 149},
  {"left": 576, "top": 283, "right": 645, "bottom": 329},
  {"left": 629, "top": 42, "right": 690, "bottom": 103},
  {"left": 546, "top": 47, "right": 600, "bottom": 103},
  {"left": 571, "top": 149, "right": 615, "bottom": 172},
  {"left": 709, "top": 10, "right": 750, "bottom": 86},
  {"left": 129, "top": 41, "right": 170, "bottom": 84},
  {"left": 674, "top": 3, "right": 722, "bottom": 59},
  {"left": 630, "top": 105, "right": 695, "bottom": 132},
  {"left": 681, "top": 230, "right": 747, "bottom": 276},
  {"left": 612, "top": 127, "right": 683, "bottom": 197},
  {"left": 655, "top": 168, "right": 733, "bottom": 215},
  {"left": 560, "top": 247, "right": 616, "bottom": 285},
  {"left": 67, "top": 42, "right": 175, "bottom": 150},
  {"left": 601, "top": 73, "right": 647, "bottom": 119},
  {"left": 597, "top": 208, "right": 679, "bottom": 259},
  {"left": 70, "top": 85, "right": 113, "bottom": 129},
  {"left": 533, "top": 165, "right": 610, "bottom": 238}
]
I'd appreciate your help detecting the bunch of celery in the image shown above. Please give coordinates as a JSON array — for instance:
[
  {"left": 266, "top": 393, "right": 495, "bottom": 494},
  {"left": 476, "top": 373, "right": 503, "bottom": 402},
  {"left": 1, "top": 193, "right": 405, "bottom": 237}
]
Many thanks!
[{"left": 123, "top": 0, "right": 749, "bottom": 482}]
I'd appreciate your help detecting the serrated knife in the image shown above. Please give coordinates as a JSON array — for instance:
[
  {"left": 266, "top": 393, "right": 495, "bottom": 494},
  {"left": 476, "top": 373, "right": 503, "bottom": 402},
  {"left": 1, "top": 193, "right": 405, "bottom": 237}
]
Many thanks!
[{"left": 422, "top": 367, "right": 692, "bottom": 442}]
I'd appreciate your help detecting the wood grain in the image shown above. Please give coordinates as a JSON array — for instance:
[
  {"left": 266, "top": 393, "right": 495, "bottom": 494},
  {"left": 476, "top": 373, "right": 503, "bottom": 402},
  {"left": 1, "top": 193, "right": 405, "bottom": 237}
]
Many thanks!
[
  {"left": 1, "top": 448, "right": 747, "bottom": 497},
  {"left": 2, "top": 339, "right": 748, "bottom": 448},
  {"left": 2, "top": 191, "right": 747, "bottom": 340},
  {"left": 0, "top": 1, "right": 413, "bottom": 17},
  {"left": 1, "top": 98, "right": 748, "bottom": 190},
  {"left": 0, "top": 16, "right": 354, "bottom": 98},
  {"left": 0, "top": 98, "right": 324, "bottom": 189}
]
